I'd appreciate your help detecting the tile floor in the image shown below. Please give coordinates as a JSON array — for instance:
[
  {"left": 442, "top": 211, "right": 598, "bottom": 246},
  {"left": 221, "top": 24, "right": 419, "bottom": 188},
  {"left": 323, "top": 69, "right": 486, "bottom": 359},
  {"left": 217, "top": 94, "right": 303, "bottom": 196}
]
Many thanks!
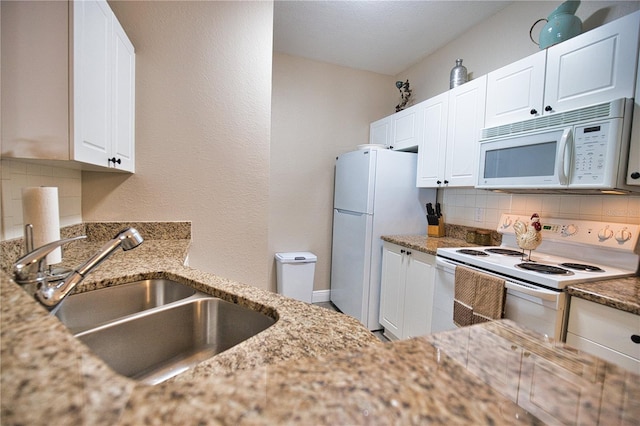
[{"left": 314, "top": 301, "right": 389, "bottom": 343}]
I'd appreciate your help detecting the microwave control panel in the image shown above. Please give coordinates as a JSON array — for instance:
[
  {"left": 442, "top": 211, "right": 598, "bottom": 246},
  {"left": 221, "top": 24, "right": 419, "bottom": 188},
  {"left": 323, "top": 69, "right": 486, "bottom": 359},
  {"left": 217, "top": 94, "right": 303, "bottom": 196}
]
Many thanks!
[{"left": 572, "top": 122, "right": 615, "bottom": 184}]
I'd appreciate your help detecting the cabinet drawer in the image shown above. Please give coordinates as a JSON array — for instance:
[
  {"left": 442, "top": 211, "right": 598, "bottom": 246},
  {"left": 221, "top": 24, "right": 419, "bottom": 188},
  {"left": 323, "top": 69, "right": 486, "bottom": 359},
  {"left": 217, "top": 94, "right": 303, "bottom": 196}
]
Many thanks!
[
  {"left": 567, "top": 297, "right": 640, "bottom": 361},
  {"left": 566, "top": 332, "right": 640, "bottom": 374}
]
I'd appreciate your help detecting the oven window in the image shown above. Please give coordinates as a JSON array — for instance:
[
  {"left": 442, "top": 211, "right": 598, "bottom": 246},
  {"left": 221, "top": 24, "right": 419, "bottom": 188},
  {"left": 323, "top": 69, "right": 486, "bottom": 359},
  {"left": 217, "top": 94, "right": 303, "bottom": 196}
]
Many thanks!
[{"left": 484, "top": 141, "right": 557, "bottom": 178}]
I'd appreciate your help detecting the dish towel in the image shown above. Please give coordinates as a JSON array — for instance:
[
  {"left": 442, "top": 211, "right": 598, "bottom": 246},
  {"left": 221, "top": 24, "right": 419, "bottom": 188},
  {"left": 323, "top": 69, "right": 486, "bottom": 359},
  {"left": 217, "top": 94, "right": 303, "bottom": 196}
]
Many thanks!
[{"left": 453, "top": 265, "right": 506, "bottom": 327}]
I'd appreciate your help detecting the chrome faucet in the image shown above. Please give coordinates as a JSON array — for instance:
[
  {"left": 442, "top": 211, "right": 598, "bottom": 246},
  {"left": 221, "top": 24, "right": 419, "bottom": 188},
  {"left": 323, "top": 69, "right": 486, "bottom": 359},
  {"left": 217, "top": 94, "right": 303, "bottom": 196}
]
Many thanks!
[{"left": 12, "top": 227, "right": 144, "bottom": 310}]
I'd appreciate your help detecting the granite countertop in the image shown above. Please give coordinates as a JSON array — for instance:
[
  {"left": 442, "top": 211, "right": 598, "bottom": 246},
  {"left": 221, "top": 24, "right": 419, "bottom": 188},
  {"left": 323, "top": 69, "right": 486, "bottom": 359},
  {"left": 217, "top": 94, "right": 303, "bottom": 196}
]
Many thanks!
[
  {"left": 567, "top": 276, "right": 640, "bottom": 315},
  {"left": 381, "top": 234, "right": 477, "bottom": 255},
  {"left": 2, "top": 226, "right": 639, "bottom": 424}
]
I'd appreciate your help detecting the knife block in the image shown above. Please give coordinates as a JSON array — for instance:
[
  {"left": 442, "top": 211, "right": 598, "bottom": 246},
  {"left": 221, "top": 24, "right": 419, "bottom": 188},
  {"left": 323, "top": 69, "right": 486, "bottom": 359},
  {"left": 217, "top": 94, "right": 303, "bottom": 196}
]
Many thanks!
[{"left": 427, "top": 221, "right": 445, "bottom": 238}]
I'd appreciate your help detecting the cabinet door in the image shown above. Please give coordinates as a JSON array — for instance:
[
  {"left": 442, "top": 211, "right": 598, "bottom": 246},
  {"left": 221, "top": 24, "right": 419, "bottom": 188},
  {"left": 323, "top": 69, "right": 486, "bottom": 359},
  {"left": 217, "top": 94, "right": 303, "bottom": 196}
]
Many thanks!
[
  {"left": 369, "top": 116, "right": 391, "bottom": 148},
  {"left": 445, "top": 75, "right": 487, "bottom": 187},
  {"left": 416, "top": 92, "right": 448, "bottom": 188},
  {"left": 566, "top": 297, "right": 640, "bottom": 373},
  {"left": 112, "top": 17, "right": 136, "bottom": 172},
  {"left": 485, "top": 51, "right": 546, "bottom": 127},
  {"left": 402, "top": 252, "right": 435, "bottom": 339},
  {"left": 544, "top": 10, "right": 639, "bottom": 114},
  {"left": 72, "top": 0, "right": 112, "bottom": 167},
  {"left": 379, "top": 244, "right": 406, "bottom": 339},
  {"left": 391, "top": 102, "right": 423, "bottom": 151},
  {"left": 627, "top": 51, "right": 640, "bottom": 186}
]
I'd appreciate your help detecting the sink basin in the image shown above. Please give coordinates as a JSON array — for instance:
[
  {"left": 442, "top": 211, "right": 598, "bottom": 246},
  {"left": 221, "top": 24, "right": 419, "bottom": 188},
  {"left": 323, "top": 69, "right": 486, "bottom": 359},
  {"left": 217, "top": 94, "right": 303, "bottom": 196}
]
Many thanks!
[
  {"left": 75, "top": 297, "right": 275, "bottom": 385},
  {"left": 55, "top": 279, "right": 196, "bottom": 333}
]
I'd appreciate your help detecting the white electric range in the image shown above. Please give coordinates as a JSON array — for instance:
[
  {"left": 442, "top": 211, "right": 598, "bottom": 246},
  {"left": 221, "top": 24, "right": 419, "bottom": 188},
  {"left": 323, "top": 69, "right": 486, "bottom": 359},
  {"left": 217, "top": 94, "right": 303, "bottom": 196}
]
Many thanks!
[{"left": 433, "top": 214, "right": 639, "bottom": 340}]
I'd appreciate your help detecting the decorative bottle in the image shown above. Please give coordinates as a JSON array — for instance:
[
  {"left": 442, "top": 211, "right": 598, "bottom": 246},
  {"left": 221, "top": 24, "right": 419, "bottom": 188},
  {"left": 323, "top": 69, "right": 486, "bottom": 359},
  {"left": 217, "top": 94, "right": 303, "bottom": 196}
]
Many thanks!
[{"left": 449, "top": 59, "right": 468, "bottom": 89}]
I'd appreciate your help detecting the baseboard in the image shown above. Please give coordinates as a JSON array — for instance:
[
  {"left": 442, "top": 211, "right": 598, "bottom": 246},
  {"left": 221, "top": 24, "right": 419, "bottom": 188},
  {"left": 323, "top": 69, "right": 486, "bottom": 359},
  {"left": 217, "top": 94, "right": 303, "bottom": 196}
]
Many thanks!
[{"left": 312, "top": 289, "right": 331, "bottom": 303}]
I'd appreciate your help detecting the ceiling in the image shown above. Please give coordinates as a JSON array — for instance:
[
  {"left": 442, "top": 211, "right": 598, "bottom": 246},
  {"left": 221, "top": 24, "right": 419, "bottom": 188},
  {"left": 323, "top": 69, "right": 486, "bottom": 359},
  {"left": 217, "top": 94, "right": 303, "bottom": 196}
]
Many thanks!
[{"left": 273, "top": 1, "right": 513, "bottom": 75}]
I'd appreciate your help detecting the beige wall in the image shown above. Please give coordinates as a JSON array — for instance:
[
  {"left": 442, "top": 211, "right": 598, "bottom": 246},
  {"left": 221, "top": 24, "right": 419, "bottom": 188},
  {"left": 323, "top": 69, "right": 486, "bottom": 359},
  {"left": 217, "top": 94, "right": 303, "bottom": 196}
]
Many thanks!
[
  {"left": 269, "top": 53, "right": 396, "bottom": 293},
  {"left": 81, "top": 1, "right": 274, "bottom": 289}
]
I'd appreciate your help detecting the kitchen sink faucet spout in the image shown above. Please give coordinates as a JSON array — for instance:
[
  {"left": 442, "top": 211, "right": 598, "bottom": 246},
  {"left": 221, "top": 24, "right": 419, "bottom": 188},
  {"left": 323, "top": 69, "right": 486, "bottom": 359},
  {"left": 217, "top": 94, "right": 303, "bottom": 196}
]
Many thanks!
[{"left": 12, "top": 228, "right": 144, "bottom": 311}]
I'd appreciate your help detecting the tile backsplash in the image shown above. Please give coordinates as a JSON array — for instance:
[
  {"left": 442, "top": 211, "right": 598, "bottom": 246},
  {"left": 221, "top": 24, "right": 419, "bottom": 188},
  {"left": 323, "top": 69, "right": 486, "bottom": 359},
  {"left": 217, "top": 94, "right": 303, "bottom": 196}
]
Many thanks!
[
  {"left": 1, "top": 159, "right": 82, "bottom": 240},
  {"left": 440, "top": 187, "right": 640, "bottom": 230}
]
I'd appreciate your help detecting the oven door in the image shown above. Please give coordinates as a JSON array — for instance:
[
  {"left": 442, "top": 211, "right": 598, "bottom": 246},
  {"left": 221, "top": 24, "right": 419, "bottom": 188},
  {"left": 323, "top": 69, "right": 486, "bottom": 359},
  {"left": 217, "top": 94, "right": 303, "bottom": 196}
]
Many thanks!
[
  {"left": 476, "top": 127, "right": 572, "bottom": 189},
  {"left": 503, "top": 281, "right": 566, "bottom": 341},
  {"left": 434, "top": 257, "right": 566, "bottom": 340}
]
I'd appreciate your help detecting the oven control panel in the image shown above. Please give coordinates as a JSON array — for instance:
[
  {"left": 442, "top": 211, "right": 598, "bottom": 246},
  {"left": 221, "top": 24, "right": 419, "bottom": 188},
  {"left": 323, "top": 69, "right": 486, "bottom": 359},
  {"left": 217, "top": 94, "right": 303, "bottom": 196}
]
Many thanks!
[{"left": 497, "top": 214, "right": 640, "bottom": 252}]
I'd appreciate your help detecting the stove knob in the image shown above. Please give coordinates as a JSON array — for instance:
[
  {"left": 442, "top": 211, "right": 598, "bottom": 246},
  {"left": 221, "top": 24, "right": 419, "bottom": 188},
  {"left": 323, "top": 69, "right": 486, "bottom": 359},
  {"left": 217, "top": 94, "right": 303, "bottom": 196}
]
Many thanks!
[
  {"left": 562, "top": 224, "right": 578, "bottom": 236},
  {"left": 615, "top": 228, "right": 632, "bottom": 243},
  {"left": 598, "top": 226, "right": 613, "bottom": 241},
  {"left": 501, "top": 216, "right": 512, "bottom": 229}
]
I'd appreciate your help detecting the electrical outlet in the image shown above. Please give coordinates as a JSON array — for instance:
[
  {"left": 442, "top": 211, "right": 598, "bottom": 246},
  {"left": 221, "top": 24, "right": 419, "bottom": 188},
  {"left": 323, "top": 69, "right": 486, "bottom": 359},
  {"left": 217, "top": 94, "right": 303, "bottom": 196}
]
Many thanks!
[{"left": 474, "top": 208, "right": 484, "bottom": 222}]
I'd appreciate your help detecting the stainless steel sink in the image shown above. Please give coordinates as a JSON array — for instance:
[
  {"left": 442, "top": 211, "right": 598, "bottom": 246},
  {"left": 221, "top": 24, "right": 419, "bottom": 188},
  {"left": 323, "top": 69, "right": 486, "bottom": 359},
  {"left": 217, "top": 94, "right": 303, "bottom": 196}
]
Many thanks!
[
  {"left": 76, "top": 297, "right": 275, "bottom": 385},
  {"left": 54, "top": 279, "right": 196, "bottom": 333}
]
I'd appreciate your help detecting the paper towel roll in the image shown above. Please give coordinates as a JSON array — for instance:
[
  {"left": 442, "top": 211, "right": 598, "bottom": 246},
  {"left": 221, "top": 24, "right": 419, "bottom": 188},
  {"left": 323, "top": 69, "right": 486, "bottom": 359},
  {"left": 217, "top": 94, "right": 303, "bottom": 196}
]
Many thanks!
[{"left": 22, "top": 187, "right": 62, "bottom": 265}]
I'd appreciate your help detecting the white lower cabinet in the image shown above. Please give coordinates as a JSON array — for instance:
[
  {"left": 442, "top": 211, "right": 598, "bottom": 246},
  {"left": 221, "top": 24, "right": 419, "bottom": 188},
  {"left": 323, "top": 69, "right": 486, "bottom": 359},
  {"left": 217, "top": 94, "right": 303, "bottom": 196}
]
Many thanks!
[
  {"left": 379, "top": 241, "right": 435, "bottom": 340},
  {"left": 566, "top": 297, "right": 640, "bottom": 374}
]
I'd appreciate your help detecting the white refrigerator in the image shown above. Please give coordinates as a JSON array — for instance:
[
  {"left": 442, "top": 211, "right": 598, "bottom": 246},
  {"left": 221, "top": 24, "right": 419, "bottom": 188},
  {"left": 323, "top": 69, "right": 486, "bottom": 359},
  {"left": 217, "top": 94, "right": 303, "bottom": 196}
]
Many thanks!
[{"left": 330, "top": 148, "right": 434, "bottom": 330}]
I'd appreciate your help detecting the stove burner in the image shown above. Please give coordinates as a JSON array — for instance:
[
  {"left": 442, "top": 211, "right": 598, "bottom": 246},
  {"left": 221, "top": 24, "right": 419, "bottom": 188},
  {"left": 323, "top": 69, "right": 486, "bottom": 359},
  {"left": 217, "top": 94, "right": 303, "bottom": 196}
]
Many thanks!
[
  {"left": 485, "top": 248, "right": 523, "bottom": 256},
  {"left": 456, "top": 249, "right": 489, "bottom": 256},
  {"left": 516, "top": 263, "right": 573, "bottom": 275},
  {"left": 559, "top": 263, "right": 605, "bottom": 272}
]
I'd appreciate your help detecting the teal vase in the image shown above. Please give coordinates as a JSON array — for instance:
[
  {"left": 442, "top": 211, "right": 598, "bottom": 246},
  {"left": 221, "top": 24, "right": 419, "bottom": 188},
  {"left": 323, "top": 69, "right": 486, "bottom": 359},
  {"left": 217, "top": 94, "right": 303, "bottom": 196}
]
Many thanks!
[{"left": 538, "top": 1, "right": 582, "bottom": 49}]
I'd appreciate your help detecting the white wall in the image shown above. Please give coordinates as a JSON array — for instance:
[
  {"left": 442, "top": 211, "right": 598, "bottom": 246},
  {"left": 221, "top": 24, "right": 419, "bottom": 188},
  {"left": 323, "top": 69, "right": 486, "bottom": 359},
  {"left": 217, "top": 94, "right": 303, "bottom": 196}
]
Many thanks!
[
  {"left": 270, "top": 53, "right": 396, "bottom": 292},
  {"left": 81, "top": 1, "right": 274, "bottom": 289}
]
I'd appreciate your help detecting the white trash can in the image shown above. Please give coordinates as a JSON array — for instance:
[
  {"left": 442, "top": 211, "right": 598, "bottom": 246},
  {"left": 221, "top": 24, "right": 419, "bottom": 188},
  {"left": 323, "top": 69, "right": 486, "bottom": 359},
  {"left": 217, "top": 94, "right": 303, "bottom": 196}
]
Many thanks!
[{"left": 275, "top": 252, "right": 317, "bottom": 303}]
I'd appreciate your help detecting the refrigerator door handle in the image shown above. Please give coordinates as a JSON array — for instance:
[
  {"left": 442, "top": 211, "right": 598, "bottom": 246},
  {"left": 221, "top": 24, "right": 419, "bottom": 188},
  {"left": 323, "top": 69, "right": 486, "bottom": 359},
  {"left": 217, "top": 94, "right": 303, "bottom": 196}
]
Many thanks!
[{"left": 335, "top": 209, "right": 366, "bottom": 216}]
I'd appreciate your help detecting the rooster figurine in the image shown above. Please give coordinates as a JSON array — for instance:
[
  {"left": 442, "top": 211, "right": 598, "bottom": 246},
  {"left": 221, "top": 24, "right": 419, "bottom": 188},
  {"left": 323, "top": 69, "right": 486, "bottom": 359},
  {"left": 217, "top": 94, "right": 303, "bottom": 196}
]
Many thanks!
[{"left": 513, "top": 213, "right": 542, "bottom": 260}]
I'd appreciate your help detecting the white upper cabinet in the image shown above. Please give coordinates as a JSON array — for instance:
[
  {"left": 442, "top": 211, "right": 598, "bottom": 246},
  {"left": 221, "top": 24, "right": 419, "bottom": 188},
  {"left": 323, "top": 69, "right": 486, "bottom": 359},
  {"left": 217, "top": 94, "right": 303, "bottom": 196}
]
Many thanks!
[
  {"left": 368, "top": 102, "right": 424, "bottom": 151},
  {"left": 390, "top": 103, "right": 424, "bottom": 151},
  {"left": 627, "top": 49, "right": 640, "bottom": 186},
  {"left": 416, "top": 92, "right": 448, "bottom": 187},
  {"left": 486, "top": 11, "right": 640, "bottom": 128},
  {"left": 1, "top": 0, "right": 136, "bottom": 172},
  {"left": 369, "top": 116, "right": 392, "bottom": 148},
  {"left": 545, "top": 11, "right": 639, "bottom": 114},
  {"left": 417, "top": 76, "right": 486, "bottom": 188},
  {"left": 485, "top": 51, "right": 546, "bottom": 127},
  {"left": 445, "top": 76, "right": 487, "bottom": 187}
]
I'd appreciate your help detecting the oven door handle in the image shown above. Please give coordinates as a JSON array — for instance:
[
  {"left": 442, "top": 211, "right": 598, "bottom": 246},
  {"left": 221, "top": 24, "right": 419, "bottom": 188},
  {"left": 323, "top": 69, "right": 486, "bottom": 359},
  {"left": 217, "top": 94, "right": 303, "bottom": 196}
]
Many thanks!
[
  {"left": 435, "top": 257, "right": 458, "bottom": 273},
  {"left": 505, "top": 281, "right": 559, "bottom": 302}
]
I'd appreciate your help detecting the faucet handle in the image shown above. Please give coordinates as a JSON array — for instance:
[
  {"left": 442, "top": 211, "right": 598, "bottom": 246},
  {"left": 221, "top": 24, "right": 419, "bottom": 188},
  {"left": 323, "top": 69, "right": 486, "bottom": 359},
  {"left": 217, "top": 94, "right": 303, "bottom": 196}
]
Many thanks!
[{"left": 13, "top": 235, "right": 87, "bottom": 285}]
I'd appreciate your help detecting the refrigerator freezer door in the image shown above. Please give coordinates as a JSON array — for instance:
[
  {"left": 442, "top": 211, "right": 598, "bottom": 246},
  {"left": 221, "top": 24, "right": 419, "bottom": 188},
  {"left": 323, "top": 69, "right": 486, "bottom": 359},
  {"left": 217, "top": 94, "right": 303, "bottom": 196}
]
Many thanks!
[
  {"left": 334, "top": 150, "right": 376, "bottom": 214},
  {"left": 330, "top": 208, "right": 373, "bottom": 324}
]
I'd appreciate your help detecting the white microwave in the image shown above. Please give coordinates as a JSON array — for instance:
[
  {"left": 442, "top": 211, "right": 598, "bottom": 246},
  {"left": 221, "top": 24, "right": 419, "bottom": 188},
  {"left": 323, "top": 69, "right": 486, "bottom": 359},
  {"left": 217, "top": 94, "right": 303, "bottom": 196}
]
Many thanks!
[{"left": 476, "top": 98, "right": 637, "bottom": 193}]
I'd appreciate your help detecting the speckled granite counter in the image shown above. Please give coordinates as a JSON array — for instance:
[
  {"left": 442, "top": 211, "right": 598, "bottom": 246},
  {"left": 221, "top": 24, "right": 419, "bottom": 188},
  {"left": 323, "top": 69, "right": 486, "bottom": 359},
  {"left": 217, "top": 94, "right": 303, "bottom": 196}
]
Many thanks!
[
  {"left": 381, "top": 234, "right": 476, "bottom": 255},
  {"left": 2, "top": 226, "right": 639, "bottom": 424},
  {"left": 567, "top": 276, "right": 640, "bottom": 315}
]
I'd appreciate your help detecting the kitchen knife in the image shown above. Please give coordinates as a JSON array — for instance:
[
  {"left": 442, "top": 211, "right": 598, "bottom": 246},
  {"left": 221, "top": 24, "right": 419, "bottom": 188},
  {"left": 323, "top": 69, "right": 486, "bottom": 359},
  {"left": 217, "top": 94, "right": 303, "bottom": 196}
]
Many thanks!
[
  {"left": 435, "top": 203, "right": 442, "bottom": 218},
  {"left": 426, "top": 203, "right": 439, "bottom": 225},
  {"left": 426, "top": 203, "right": 435, "bottom": 215}
]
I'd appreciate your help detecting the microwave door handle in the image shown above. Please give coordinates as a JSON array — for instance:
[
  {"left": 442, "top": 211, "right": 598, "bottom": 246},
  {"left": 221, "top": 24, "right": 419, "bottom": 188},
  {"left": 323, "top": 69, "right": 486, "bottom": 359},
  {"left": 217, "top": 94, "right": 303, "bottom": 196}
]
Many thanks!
[{"left": 557, "top": 128, "right": 572, "bottom": 185}]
